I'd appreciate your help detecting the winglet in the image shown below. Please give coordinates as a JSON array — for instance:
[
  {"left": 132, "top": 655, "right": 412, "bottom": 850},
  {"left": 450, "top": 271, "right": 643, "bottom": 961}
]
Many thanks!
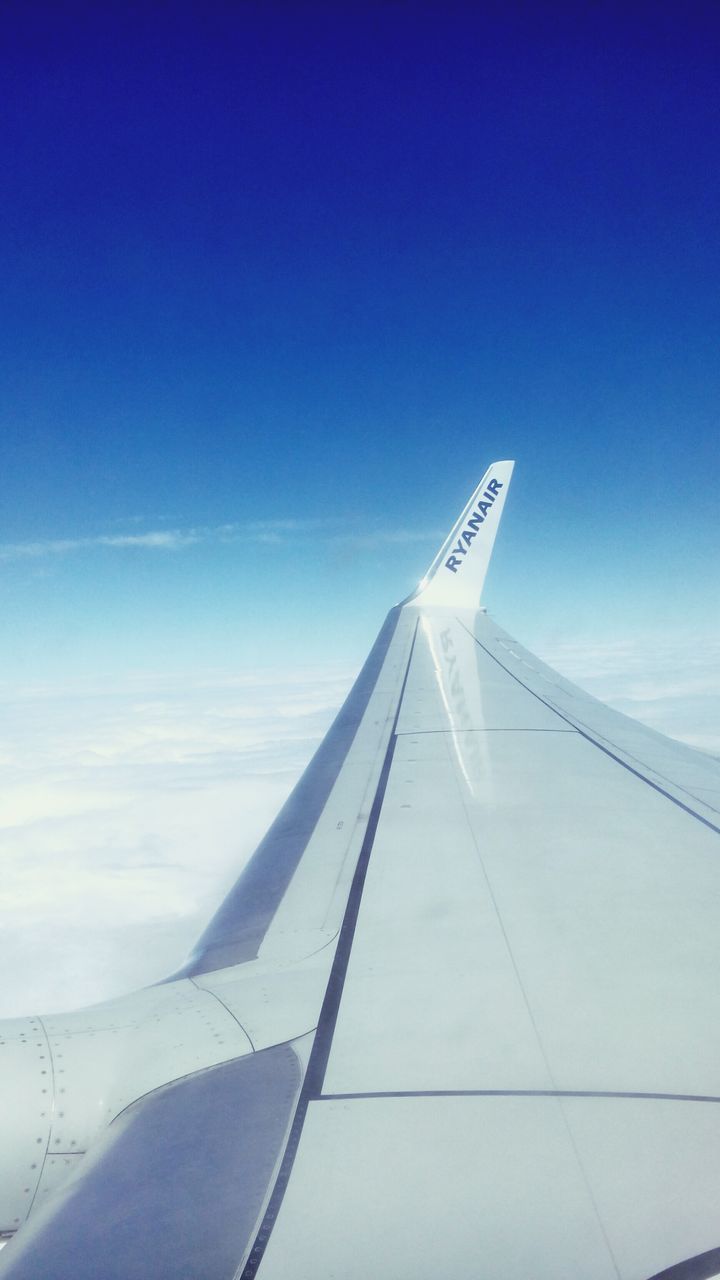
[{"left": 411, "top": 461, "right": 514, "bottom": 607}]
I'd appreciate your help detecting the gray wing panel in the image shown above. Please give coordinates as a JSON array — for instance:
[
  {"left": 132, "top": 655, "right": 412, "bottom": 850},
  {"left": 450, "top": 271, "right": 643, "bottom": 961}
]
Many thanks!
[{"left": 0, "top": 1045, "right": 301, "bottom": 1280}]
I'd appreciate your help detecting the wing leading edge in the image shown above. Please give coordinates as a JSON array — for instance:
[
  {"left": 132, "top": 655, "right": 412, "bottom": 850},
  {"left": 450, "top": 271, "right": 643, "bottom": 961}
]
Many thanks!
[{"left": 2, "top": 463, "right": 720, "bottom": 1280}]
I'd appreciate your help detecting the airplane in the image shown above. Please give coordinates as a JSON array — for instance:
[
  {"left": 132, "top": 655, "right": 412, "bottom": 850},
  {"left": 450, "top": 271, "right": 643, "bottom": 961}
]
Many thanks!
[{"left": 1, "top": 461, "right": 719, "bottom": 1279}]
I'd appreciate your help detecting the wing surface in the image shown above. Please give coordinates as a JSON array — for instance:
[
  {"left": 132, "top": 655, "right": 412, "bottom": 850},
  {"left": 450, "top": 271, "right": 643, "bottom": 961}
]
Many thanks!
[{"left": 2, "top": 465, "right": 720, "bottom": 1280}]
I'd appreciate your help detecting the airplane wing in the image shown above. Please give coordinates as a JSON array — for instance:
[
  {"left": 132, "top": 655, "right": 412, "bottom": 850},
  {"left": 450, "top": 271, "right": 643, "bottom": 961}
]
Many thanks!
[{"left": 2, "top": 461, "right": 720, "bottom": 1280}]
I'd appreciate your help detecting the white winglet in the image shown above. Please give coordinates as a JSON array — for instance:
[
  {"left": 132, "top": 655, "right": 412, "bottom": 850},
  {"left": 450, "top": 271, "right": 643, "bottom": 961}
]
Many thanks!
[{"left": 412, "top": 460, "right": 514, "bottom": 607}]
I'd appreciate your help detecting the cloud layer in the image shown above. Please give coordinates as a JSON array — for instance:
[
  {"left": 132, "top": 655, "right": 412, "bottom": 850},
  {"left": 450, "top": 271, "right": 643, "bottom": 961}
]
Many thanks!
[{"left": 0, "top": 666, "right": 354, "bottom": 1016}]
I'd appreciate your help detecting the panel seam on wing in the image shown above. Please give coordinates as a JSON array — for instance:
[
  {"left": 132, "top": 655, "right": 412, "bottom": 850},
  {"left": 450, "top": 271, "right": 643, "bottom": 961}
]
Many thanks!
[
  {"left": 189, "top": 979, "right": 256, "bottom": 1053},
  {"left": 457, "top": 618, "right": 720, "bottom": 836}
]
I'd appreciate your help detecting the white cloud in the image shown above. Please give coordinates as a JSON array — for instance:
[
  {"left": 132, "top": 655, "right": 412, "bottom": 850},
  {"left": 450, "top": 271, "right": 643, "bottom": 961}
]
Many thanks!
[
  {"left": 97, "top": 531, "right": 200, "bottom": 550},
  {"left": 0, "top": 529, "right": 202, "bottom": 559},
  {"left": 0, "top": 520, "right": 442, "bottom": 563},
  {"left": 333, "top": 527, "right": 444, "bottom": 550},
  {"left": 0, "top": 666, "right": 354, "bottom": 1017}
]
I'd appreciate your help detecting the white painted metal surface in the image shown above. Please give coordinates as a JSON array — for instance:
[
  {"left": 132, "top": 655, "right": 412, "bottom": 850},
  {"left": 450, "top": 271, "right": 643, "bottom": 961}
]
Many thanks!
[
  {"left": 194, "top": 948, "right": 336, "bottom": 1051},
  {"left": 258, "top": 612, "right": 416, "bottom": 959},
  {"left": 324, "top": 612, "right": 720, "bottom": 1099},
  {"left": 40, "top": 981, "right": 253, "bottom": 1155},
  {"left": 412, "top": 459, "right": 514, "bottom": 607},
  {"left": 257, "top": 1095, "right": 720, "bottom": 1280},
  {"left": 396, "top": 612, "right": 565, "bottom": 734},
  {"left": 0, "top": 1020, "right": 53, "bottom": 1235},
  {"left": 257, "top": 1096, "right": 618, "bottom": 1279},
  {"left": 322, "top": 729, "right": 553, "bottom": 1093}
]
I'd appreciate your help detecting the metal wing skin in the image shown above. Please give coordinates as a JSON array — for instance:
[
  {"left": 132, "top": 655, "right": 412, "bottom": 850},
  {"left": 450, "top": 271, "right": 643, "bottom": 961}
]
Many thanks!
[{"left": 2, "top": 462, "right": 720, "bottom": 1280}]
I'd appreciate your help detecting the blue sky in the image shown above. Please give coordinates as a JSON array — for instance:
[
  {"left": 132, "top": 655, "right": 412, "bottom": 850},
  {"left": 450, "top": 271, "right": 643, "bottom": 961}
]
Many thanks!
[
  {"left": 2, "top": 2, "right": 718, "bottom": 682},
  {"left": 1, "top": 4, "right": 718, "bottom": 1011}
]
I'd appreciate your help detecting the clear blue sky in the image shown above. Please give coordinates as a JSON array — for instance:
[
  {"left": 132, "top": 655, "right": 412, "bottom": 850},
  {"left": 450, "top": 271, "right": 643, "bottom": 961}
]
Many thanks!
[{"left": 2, "top": 2, "right": 718, "bottom": 683}]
